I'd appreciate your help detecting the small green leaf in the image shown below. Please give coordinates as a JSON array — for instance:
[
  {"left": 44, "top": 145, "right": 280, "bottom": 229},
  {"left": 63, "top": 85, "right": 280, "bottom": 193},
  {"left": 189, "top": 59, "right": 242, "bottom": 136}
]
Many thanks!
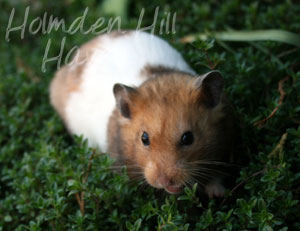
[
  {"left": 4, "top": 215, "right": 12, "bottom": 222},
  {"left": 67, "top": 179, "right": 76, "bottom": 187}
]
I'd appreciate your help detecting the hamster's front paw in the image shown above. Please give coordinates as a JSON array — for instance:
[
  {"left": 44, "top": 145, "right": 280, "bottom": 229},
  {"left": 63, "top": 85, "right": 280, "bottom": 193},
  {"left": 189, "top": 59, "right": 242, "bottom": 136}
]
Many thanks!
[{"left": 205, "top": 180, "right": 225, "bottom": 198}]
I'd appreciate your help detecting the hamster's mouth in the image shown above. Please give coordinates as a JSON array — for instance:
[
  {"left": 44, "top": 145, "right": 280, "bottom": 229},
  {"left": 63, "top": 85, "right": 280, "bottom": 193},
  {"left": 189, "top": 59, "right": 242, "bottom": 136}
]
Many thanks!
[{"left": 165, "top": 185, "right": 183, "bottom": 194}]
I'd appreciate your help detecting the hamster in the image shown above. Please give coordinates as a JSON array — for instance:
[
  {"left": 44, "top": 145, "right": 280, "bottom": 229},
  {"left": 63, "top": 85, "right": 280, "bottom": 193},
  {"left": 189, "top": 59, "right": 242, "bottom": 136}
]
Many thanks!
[{"left": 50, "top": 31, "right": 236, "bottom": 197}]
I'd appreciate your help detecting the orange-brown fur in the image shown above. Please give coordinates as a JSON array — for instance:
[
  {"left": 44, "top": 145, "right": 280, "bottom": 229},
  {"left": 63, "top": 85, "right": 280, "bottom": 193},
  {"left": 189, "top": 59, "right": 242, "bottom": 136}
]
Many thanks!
[{"left": 108, "top": 70, "right": 236, "bottom": 192}]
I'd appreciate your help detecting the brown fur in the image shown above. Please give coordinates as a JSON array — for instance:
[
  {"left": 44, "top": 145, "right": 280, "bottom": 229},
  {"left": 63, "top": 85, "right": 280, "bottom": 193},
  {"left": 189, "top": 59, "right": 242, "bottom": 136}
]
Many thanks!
[
  {"left": 140, "top": 64, "right": 190, "bottom": 80},
  {"left": 50, "top": 36, "right": 101, "bottom": 121},
  {"left": 107, "top": 68, "right": 236, "bottom": 192}
]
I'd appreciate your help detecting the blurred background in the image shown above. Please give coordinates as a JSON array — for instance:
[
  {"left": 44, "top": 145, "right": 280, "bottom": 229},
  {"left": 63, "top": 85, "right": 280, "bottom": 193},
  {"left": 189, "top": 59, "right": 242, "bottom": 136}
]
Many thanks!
[
  {"left": 0, "top": 0, "right": 300, "bottom": 230},
  {"left": 1, "top": 0, "right": 299, "bottom": 75}
]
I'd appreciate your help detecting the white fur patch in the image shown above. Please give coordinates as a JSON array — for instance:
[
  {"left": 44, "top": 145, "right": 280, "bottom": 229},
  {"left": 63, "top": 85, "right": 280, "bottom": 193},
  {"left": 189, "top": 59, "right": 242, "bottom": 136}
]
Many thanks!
[{"left": 65, "top": 31, "right": 195, "bottom": 151}]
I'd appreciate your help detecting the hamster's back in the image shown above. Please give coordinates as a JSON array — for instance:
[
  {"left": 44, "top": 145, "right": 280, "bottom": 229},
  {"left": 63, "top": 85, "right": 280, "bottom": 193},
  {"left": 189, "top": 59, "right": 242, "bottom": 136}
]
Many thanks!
[{"left": 50, "top": 31, "right": 195, "bottom": 151}]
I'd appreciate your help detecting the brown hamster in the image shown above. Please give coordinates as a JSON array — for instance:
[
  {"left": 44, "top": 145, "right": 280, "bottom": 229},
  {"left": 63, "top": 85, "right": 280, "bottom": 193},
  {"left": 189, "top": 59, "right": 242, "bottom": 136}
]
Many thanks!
[{"left": 50, "top": 31, "right": 237, "bottom": 197}]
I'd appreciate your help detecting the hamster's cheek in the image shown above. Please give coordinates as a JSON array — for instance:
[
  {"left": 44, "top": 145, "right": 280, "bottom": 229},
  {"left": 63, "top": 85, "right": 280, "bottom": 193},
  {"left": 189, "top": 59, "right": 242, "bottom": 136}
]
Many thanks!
[{"left": 143, "top": 161, "right": 161, "bottom": 189}]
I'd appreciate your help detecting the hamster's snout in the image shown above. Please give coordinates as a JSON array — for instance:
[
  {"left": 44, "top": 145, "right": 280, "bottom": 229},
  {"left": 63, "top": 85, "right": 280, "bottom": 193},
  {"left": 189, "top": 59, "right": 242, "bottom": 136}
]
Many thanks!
[
  {"left": 157, "top": 176, "right": 183, "bottom": 194},
  {"left": 144, "top": 161, "right": 185, "bottom": 194}
]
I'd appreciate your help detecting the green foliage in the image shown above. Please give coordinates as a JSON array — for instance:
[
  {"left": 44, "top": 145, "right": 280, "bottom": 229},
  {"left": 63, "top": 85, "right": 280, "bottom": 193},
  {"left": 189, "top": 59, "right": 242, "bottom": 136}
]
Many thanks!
[{"left": 1, "top": 0, "right": 300, "bottom": 230}]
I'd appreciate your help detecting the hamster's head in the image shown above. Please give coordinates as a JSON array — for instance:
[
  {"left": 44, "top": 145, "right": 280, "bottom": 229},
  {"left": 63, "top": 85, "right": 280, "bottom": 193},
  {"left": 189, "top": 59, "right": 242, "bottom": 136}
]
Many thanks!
[{"left": 112, "top": 71, "right": 231, "bottom": 194}]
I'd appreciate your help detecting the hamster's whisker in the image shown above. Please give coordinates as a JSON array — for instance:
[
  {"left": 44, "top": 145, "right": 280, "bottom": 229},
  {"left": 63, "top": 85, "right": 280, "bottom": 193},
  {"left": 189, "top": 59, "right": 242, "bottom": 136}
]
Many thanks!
[
  {"left": 182, "top": 165, "right": 227, "bottom": 176},
  {"left": 196, "top": 167, "right": 231, "bottom": 176},
  {"left": 184, "top": 162, "right": 236, "bottom": 175},
  {"left": 128, "top": 176, "right": 144, "bottom": 182},
  {"left": 129, "top": 177, "right": 147, "bottom": 189},
  {"left": 188, "top": 171, "right": 211, "bottom": 182},
  {"left": 128, "top": 177, "right": 144, "bottom": 184},
  {"left": 183, "top": 165, "right": 219, "bottom": 176},
  {"left": 188, "top": 169, "right": 222, "bottom": 181},
  {"left": 127, "top": 175, "right": 145, "bottom": 184},
  {"left": 105, "top": 164, "right": 142, "bottom": 169},
  {"left": 101, "top": 166, "right": 125, "bottom": 169},
  {"left": 190, "top": 175, "right": 211, "bottom": 182},
  {"left": 127, "top": 171, "right": 144, "bottom": 175},
  {"left": 136, "top": 180, "right": 149, "bottom": 192},
  {"left": 186, "top": 176, "right": 205, "bottom": 188},
  {"left": 186, "top": 160, "right": 239, "bottom": 167}
]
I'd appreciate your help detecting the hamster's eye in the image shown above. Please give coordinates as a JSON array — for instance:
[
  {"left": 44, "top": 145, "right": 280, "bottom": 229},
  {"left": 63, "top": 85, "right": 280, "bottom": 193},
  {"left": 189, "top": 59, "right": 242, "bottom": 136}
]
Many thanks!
[
  {"left": 141, "top": 132, "right": 150, "bottom": 146},
  {"left": 180, "top": 131, "right": 194, "bottom": 145}
]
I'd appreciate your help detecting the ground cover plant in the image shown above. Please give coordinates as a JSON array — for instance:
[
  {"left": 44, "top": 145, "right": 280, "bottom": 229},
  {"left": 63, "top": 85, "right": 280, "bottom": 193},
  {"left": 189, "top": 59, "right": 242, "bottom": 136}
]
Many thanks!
[{"left": 0, "top": 0, "right": 300, "bottom": 230}]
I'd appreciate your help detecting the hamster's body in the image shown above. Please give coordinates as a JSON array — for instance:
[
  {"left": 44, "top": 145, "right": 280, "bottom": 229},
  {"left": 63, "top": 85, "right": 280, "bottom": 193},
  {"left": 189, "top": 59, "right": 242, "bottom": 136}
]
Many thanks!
[
  {"left": 51, "top": 31, "right": 194, "bottom": 151},
  {"left": 50, "top": 31, "right": 236, "bottom": 197}
]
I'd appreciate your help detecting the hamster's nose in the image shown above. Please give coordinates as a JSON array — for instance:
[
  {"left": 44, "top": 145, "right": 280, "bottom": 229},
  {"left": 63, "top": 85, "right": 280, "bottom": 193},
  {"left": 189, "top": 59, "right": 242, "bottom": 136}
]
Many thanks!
[
  {"left": 157, "top": 176, "right": 182, "bottom": 194},
  {"left": 157, "top": 176, "right": 174, "bottom": 188}
]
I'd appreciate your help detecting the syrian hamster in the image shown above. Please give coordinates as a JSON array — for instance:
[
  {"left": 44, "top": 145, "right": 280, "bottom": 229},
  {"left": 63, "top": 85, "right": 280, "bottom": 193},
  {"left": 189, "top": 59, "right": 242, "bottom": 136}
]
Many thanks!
[{"left": 50, "top": 31, "right": 236, "bottom": 197}]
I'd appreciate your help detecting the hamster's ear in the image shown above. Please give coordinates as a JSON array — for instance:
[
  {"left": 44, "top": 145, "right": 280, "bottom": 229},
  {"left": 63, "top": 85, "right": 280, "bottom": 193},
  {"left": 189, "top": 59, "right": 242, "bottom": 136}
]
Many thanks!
[
  {"left": 195, "top": 70, "right": 224, "bottom": 108},
  {"left": 113, "top": 83, "right": 137, "bottom": 119}
]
